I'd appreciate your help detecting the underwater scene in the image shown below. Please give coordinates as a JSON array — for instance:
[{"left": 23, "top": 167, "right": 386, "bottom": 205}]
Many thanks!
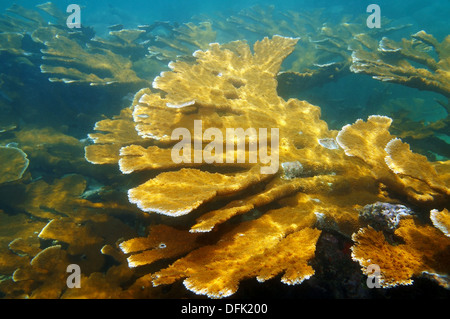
[{"left": 0, "top": 0, "right": 449, "bottom": 301}]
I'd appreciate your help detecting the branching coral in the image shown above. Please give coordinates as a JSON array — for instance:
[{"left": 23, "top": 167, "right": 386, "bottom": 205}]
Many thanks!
[
  {"left": 11, "top": 245, "right": 71, "bottom": 298},
  {"left": 0, "top": 210, "right": 46, "bottom": 276},
  {"left": 33, "top": 9, "right": 220, "bottom": 87},
  {"left": 384, "top": 138, "right": 450, "bottom": 196},
  {"left": 87, "top": 35, "right": 349, "bottom": 228},
  {"left": 11, "top": 174, "right": 134, "bottom": 220},
  {"left": 0, "top": 32, "right": 26, "bottom": 56},
  {"left": 82, "top": 36, "right": 341, "bottom": 296},
  {"left": 351, "top": 218, "right": 450, "bottom": 288},
  {"left": 431, "top": 208, "right": 450, "bottom": 237},
  {"left": 10, "top": 127, "right": 85, "bottom": 169},
  {"left": 85, "top": 105, "right": 144, "bottom": 165},
  {"left": 220, "top": 6, "right": 410, "bottom": 95},
  {"left": 40, "top": 35, "right": 146, "bottom": 86},
  {"left": 280, "top": 19, "right": 411, "bottom": 93},
  {"left": 377, "top": 98, "right": 450, "bottom": 164},
  {"left": 344, "top": 119, "right": 450, "bottom": 289},
  {"left": 0, "top": 4, "right": 44, "bottom": 33},
  {"left": 0, "top": 146, "right": 29, "bottom": 184},
  {"left": 127, "top": 166, "right": 271, "bottom": 216},
  {"left": 350, "top": 31, "right": 450, "bottom": 100},
  {"left": 1, "top": 3, "right": 449, "bottom": 299},
  {"left": 0, "top": 3, "right": 154, "bottom": 87},
  {"left": 35, "top": 2, "right": 67, "bottom": 25},
  {"left": 120, "top": 225, "right": 203, "bottom": 268},
  {"left": 0, "top": 172, "right": 142, "bottom": 298},
  {"left": 148, "top": 22, "right": 216, "bottom": 63},
  {"left": 336, "top": 115, "right": 450, "bottom": 206},
  {"left": 152, "top": 208, "right": 321, "bottom": 298},
  {"left": 210, "top": 6, "right": 343, "bottom": 91},
  {"left": 0, "top": 3, "right": 91, "bottom": 51}
]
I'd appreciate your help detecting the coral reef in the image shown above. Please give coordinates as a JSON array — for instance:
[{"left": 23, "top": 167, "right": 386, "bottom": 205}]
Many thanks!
[
  {"left": 151, "top": 210, "right": 321, "bottom": 298},
  {"left": 349, "top": 31, "right": 450, "bottom": 155},
  {"left": 0, "top": 146, "right": 29, "bottom": 184},
  {"left": 341, "top": 119, "right": 449, "bottom": 290},
  {"left": 431, "top": 209, "right": 450, "bottom": 237},
  {"left": 350, "top": 31, "right": 450, "bottom": 99},
  {"left": 85, "top": 36, "right": 337, "bottom": 296},
  {"left": 351, "top": 217, "right": 450, "bottom": 288},
  {"left": 148, "top": 21, "right": 216, "bottom": 63},
  {"left": 0, "top": 2, "right": 449, "bottom": 300},
  {"left": 224, "top": 6, "right": 411, "bottom": 95},
  {"left": 0, "top": 32, "right": 26, "bottom": 56},
  {"left": 336, "top": 115, "right": 449, "bottom": 206},
  {"left": 85, "top": 35, "right": 449, "bottom": 297},
  {"left": 40, "top": 35, "right": 145, "bottom": 86},
  {"left": 0, "top": 3, "right": 153, "bottom": 87},
  {"left": 0, "top": 172, "right": 142, "bottom": 298}
]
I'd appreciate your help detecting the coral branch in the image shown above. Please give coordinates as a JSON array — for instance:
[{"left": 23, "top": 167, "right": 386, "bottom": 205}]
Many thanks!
[{"left": 350, "top": 31, "right": 450, "bottom": 98}]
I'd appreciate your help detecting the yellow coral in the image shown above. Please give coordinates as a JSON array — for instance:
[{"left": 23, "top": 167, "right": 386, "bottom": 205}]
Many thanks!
[
  {"left": 385, "top": 138, "right": 450, "bottom": 196},
  {"left": 40, "top": 35, "right": 145, "bottom": 85},
  {"left": 81, "top": 34, "right": 448, "bottom": 298},
  {"left": 80, "top": 36, "right": 335, "bottom": 297},
  {"left": 336, "top": 116, "right": 449, "bottom": 205},
  {"left": 127, "top": 166, "right": 270, "bottom": 216},
  {"left": 0, "top": 172, "right": 141, "bottom": 298},
  {"left": 0, "top": 210, "right": 46, "bottom": 275},
  {"left": 89, "top": 36, "right": 355, "bottom": 235},
  {"left": 120, "top": 225, "right": 202, "bottom": 267},
  {"left": 6, "top": 127, "right": 88, "bottom": 175},
  {"left": 223, "top": 6, "right": 410, "bottom": 94},
  {"left": 85, "top": 107, "right": 143, "bottom": 165},
  {"left": 351, "top": 218, "right": 450, "bottom": 288},
  {"left": 336, "top": 115, "right": 394, "bottom": 168},
  {"left": 12, "top": 245, "right": 70, "bottom": 298},
  {"left": 1, "top": 3, "right": 449, "bottom": 299},
  {"left": 16, "top": 175, "right": 88, "bottom": 219},
  {"left": 0, "top": 146, "right": 29, "bottom": 184},
  {"left": 149, "top": 22, "right": 216, "bottom": 62},
  {"left": 431, "top": 208, "right": 450, "bottom": 237},
  {"left": 350, "top": 31, "right": 450, "bottom": 99},
  {"left": 151, "top": 207, "right": 320, "bottom": 298},
  {"left": 0, "top": 32, "right": 26, "bottom": 55}
]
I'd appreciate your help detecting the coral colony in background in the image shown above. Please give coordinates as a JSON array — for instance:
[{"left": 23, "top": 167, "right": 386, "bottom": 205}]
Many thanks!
[{"left": 0, "top": 3, "right": 449, "bottom": 299}]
